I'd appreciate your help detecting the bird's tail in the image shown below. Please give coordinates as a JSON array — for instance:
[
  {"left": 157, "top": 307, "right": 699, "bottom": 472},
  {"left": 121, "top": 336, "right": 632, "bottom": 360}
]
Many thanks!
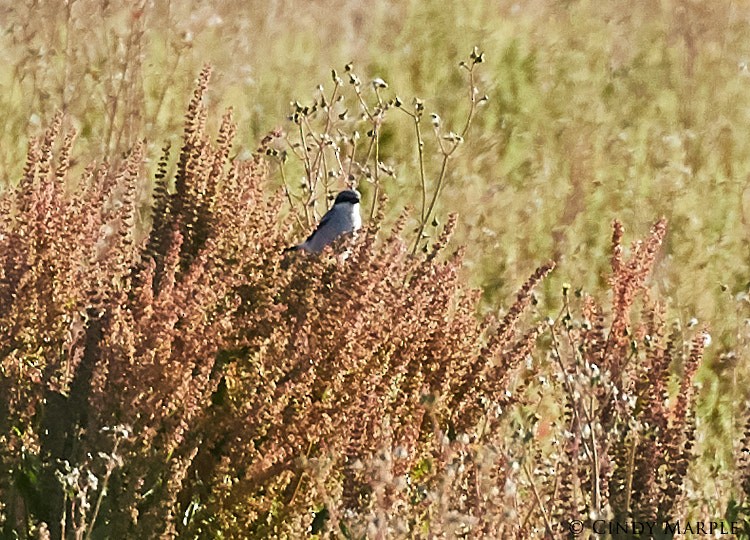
[{"left": 282, "top": 245, "right": 300, "bottom": 253}]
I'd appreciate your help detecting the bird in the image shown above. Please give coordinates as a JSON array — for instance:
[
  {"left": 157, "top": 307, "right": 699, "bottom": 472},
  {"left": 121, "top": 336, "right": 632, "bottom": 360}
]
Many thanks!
[{"left": 285, "top": 189, "right": 362, "bottom": 253}]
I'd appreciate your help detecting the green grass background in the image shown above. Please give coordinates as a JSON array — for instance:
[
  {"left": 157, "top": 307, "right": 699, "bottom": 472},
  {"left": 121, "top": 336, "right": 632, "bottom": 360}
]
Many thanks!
[{"left": 2, "top": 0, "right": 750, "bottom": 474}]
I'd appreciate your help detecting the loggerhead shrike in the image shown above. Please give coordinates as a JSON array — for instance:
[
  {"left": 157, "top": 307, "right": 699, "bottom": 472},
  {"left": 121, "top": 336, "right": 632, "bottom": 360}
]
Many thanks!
[{"left": 285, "top": 189, "right": 362, "bottom": 253}]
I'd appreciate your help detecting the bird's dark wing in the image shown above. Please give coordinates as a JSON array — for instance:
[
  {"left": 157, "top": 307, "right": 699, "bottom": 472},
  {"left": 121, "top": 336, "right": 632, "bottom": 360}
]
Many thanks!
[{"left": 304, "top": 211, "right": 332, "bottom": 242}]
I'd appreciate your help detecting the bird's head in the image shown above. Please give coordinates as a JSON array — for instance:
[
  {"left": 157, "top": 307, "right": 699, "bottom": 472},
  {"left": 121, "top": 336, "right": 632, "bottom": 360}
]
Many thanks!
[{"left": 334, "top": 189, "right": 361, "bottom": 205}]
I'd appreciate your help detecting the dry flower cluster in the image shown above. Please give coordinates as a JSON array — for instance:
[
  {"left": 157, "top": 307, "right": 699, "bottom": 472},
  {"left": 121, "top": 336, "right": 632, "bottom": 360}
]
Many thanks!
[{"left": 0, "top": 68, "right": 739, "bottom": 539}]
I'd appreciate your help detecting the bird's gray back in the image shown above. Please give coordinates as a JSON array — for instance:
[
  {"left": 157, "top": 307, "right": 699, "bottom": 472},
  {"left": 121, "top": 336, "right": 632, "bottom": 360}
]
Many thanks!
[{"left": 302, "top": 202, "right": 361, "bottom": 252}]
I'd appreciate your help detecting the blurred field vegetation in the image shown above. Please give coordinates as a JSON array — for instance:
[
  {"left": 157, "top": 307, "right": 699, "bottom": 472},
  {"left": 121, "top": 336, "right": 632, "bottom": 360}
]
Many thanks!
[{"left": 2, "top": 0, "right": 750, "bottom": 481}]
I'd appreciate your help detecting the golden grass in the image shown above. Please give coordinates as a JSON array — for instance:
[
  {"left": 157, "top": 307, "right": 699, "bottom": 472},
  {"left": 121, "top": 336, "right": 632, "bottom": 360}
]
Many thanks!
[{"left": 2, "top": 0, "right": 750, "bottom": 537}]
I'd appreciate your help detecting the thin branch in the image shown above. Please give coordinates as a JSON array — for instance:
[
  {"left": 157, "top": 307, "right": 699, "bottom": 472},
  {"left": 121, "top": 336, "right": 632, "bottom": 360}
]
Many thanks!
[{"left": 523, "top": 461, "right": 555, "bottom": 538}]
